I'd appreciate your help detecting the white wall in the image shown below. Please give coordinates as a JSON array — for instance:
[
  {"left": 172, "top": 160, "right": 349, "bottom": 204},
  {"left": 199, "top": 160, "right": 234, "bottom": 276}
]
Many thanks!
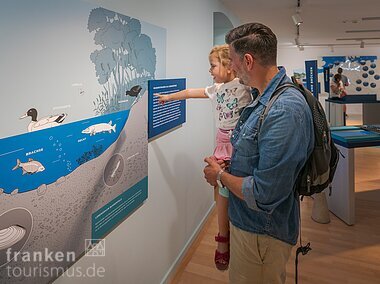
[
  {"left": 54, "top": 1, "right": 239, "bottom": 284},
  {"left": 278, "top": 45, "right": 380, "bottom": 115}
]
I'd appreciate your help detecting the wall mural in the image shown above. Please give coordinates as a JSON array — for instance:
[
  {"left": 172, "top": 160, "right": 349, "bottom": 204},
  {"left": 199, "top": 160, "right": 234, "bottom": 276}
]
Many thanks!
[
  {"left": 0, "top": 1, "right": 166, "bottom": 283},
  {"left": 318, "top": 56, "right": 380, "bottom": 95}
]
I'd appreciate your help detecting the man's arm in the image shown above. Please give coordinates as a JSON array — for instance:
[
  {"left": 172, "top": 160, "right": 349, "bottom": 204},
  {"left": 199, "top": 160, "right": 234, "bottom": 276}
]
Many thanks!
[{"left": 344, "top": 75, "right": 350, "bottom": 86}]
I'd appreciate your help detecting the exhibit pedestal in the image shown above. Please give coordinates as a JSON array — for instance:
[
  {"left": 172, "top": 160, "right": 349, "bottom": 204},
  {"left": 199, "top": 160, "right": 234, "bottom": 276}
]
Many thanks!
[
  {"left": 326, "top": 144, "right": 355, "bottom": 225},
  {"left": 326, "top": 102, "right": 344, "bottom": 126},
  {"left": 328, "top": 126, "right": 380, "bottom": 225},
  {"left": 363, "top": 104, "right": 380, "bottom": 124},
  {"left": 311, "top": 191, "right": 331, "bottom": 224},
  {"left": 326, "top": 95, "right": 380, "bottom": 127}
]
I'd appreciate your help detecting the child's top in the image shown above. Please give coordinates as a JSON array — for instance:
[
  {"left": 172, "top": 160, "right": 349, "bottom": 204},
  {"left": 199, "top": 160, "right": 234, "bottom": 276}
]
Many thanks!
[
  {"left": 205, "top": 78, "right": 252, "bottom": 130},
  {"left": 330, "top": 80, "right": 345, "bottom": 98}
]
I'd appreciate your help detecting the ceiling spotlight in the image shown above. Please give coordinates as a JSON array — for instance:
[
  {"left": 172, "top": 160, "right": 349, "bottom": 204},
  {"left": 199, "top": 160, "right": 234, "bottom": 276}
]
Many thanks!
[
  {"left": 292, "top": 13, "right": 303, "bottom": 26},
  {"left": 298, "top": 45, "right": 304, "bottom": 51},
  {"left": 360, "top": 41, "right": 365, "bottom": 48}
]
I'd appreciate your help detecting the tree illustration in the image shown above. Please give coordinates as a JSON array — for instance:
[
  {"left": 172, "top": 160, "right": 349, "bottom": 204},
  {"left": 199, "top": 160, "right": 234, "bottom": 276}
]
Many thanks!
[{"left": 88, "top": 8, "right": 156, "bottom": 115}]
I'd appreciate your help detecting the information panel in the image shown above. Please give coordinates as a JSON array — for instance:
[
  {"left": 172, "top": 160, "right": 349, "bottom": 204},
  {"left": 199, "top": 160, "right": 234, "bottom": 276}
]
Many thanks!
[
  {"left": 323, "top": 67, "right": 331, "bottom": 93},
  {"left": 305, "top": 60, "right": 319, "bottom": 98},
  {"left": 92, "top": 177, "right": 148, "bottom": 240},
  {"left": 148, "top": 78, "right": 186, "bottom": 139}
]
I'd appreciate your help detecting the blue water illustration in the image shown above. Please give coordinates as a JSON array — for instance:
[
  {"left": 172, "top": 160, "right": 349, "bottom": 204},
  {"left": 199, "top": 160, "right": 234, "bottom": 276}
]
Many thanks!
[{"left": 0, "top": 110, "right": 130, "bottom": 194}]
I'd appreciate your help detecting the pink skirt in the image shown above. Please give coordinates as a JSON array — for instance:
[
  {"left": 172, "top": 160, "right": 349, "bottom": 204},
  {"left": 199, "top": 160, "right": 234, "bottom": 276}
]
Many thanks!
[{"left": 213, "top": 128, "right": 233, "bottom": 161}]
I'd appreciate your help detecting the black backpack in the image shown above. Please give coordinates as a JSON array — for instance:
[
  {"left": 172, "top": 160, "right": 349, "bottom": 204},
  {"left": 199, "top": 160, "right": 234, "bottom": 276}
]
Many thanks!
[
  {"left": 258, "top": 77, "right": 340, "bottom": 284},
  {"left": 258, "top": 77, "right": 339, "bottom": 198}
]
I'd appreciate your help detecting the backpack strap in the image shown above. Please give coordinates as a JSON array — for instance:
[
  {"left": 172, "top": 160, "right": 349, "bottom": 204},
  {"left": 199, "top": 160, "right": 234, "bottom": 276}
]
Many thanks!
[{"left": 257, "top": 83, "right": 299, "bottom": 132}]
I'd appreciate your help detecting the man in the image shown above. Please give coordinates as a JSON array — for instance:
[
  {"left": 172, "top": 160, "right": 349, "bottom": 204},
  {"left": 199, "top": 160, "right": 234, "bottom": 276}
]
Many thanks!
[
  {"left": 334, "top": 67, "right": 350, "bottom": 86},
  {"left": 203, "top": 23, "right": 314, "bottom": 283}
]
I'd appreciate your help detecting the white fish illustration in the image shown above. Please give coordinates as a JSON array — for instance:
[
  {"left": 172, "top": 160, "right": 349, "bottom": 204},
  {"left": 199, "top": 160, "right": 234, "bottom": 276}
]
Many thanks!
[
  {"left": 82, "top": 121, "right": 116, "bottom": 136},
  {"left": 12, "top": 158, "right": 45, "bottom": 175}
]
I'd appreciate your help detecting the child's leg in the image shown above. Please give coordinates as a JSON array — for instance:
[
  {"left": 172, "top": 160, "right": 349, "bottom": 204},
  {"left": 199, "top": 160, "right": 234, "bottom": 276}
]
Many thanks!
[
  {"left": 212, "top": 127, "right": 232, "bottom": 270},
  {"left": 215, "top": 188, "right": 229, "bottom": 253},
  {"left": 214, "top": 185, "right": 230, "bottom": 270}
]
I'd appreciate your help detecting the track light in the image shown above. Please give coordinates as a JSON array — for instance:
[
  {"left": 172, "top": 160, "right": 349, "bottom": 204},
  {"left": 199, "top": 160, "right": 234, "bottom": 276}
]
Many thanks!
[
  {"left": 360, "top": 41, "right": 365, "bottom": 48},
  {"left": 292, "top": 13, "right": 303, "bottom": 26},
  {"left": 298, "top": 45, "right": 304, "bottom": 51}
]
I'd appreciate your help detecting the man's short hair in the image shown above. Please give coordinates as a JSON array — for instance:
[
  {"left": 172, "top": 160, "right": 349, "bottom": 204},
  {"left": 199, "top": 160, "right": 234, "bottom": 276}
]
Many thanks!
[
  {"left": 337, "top": 67, "right": 343, "bottom": 74},
  {"left": 225, "top": 23, "right": 277, "bottom": 66}
]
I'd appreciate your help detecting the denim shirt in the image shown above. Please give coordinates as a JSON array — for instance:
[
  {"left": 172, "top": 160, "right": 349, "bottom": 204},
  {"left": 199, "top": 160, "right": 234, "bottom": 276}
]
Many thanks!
[{"left": 229, "top": 67, "right": 314, "bottom": 245}]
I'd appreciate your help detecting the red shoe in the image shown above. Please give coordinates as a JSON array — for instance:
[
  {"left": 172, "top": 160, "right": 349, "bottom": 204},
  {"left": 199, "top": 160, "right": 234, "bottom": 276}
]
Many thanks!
[{"left": 214, "top": 233, "right": 230, "bottom": 271}]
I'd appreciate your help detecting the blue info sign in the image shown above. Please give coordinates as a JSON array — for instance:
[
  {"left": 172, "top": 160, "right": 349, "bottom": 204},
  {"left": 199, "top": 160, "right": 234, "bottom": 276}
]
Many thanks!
[
  {"left": 148, "top": 78, "right": 186, "bottom": 139},
  {"left": 305, "top": 60, "right": 319, "bottom": 98}
]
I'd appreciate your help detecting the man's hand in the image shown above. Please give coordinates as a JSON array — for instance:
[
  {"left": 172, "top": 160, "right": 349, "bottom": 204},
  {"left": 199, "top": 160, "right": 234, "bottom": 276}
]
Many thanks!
[{"left": 203, "top": 156, "right": 224, "bottom": 187}]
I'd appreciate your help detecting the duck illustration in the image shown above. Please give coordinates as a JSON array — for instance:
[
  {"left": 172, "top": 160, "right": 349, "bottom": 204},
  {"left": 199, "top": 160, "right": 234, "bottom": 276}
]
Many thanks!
[
  {"left": 125, "top": 85, "right": 142, "bottom": 97},
  {"left": 20, "top": 108, "right": 68, "bottom": 132}
]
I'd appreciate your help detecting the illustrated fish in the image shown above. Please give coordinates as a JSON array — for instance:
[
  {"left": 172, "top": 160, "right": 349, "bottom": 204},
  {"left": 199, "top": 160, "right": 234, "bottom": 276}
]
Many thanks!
[
  {"left": 82, "top": 121, "right": 116, "bottom": 136},
  {"left": 12, "top": 158, "right": 45, "bottom": 175}
]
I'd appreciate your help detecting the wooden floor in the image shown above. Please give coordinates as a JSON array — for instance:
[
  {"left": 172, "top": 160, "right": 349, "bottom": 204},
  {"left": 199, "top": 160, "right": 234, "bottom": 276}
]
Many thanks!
[{"left": 171, "top": 116, "right": 380, "bottom": 284}]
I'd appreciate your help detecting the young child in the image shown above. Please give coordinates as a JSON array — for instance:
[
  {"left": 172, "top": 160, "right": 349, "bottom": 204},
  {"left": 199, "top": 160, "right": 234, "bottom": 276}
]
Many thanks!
[
  {"left": 155, "top": 45, "right": 253, "bottom": 271},
  {"left": 330, "top": 73, "right": 346, "bottom": 98},
  {"left": 330, "top": 73, "right": 347, "bottom": 115}
]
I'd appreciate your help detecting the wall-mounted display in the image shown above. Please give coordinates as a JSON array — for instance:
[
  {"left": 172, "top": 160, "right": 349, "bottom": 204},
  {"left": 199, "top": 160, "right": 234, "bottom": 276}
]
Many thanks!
[
  {"left": 318, "top": 56, "right": 380, "bottom": 95},
  {"left": 0, "top": 0, "right": 166, "bottom": 283},
  {"left": 148, "top": 78, "right": 186, "bottom": 139},
  {"left": 305, "top": 60, "right": 319, "bottom": 98}
]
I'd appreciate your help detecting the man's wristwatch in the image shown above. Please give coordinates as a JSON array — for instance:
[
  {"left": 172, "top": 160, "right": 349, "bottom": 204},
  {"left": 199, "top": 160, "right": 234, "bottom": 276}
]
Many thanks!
[{"left": 216, "top": 169, "right": 225, "bottom": 188}]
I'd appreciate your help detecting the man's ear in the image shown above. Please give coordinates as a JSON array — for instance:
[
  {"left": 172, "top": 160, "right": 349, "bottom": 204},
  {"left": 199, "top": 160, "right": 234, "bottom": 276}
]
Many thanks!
[{"left": 243, "top": 53, "right": 254, "bottom": 70}]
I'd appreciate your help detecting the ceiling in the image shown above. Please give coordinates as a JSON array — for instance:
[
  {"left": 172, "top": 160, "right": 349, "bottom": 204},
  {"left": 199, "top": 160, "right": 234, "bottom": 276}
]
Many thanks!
[{"left": 220, "top": 0, "right": 380, "bottom": 48}]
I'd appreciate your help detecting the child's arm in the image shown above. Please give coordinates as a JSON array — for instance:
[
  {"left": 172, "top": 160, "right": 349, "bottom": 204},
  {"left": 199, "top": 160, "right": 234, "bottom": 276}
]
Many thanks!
[{"left": 155, "top": 88, "right": 207, "bottom": 104}]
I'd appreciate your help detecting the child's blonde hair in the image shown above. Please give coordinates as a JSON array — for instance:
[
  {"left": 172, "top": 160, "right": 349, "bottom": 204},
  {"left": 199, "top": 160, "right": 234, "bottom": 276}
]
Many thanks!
[{"left": 209, "top": 44, "right": 232, "bottom": 68}]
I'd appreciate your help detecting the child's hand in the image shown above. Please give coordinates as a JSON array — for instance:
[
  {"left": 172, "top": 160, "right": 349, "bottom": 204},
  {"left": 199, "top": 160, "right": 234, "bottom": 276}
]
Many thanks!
[{"left": 154, "top": 93, "right": 170, "bottom": 105}]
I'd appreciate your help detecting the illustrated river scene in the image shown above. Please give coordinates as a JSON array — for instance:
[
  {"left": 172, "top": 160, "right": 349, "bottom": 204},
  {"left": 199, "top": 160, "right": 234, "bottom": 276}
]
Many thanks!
[{"left": 0, "top": 110, "right": 129, "bottom": 194}]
